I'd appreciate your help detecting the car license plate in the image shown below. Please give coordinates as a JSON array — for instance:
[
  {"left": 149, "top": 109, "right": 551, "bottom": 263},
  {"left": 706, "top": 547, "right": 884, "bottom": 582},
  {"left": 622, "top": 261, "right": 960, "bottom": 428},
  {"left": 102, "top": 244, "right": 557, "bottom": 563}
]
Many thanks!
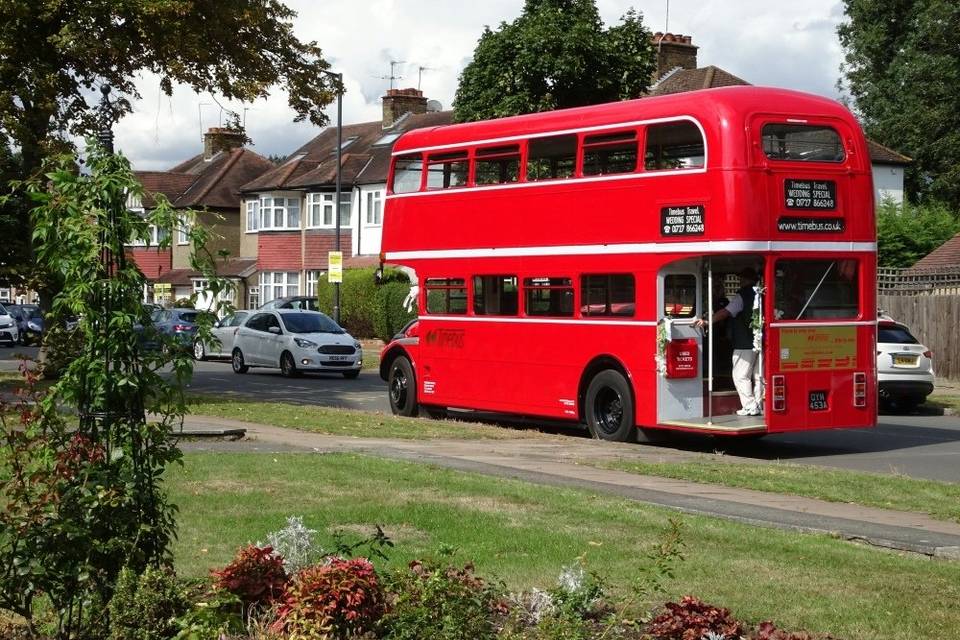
[
  {"left": 892, "top": 354, "right": 917, "bottom": 367},
  {"left": 328, "top": 355, "right": 348, "bottom": 361},
  {"left": 809, "top": 391, "right": 828, "bottom": 411}
]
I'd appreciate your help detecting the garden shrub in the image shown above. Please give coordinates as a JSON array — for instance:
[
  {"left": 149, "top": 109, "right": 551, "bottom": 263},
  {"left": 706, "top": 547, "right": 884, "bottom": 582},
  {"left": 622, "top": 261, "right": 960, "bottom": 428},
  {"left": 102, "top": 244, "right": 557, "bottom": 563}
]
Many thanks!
[
  {"left": 212, "top": 545, "right": 288, "bottom": 610},
  {"left": 315, "top": 267, "right": 411, "bottom": 340},
  {"left": 274, "top": 557, "right": 384, "bottom": 639},
  {"left": 380, "top": 560, "right": 504, "bottom": 640},
  {"left": 171, "top": 587, "right": 245, "bottom": 640},
  {"left": 108, "top": 565, "right": 190, "bottom": 640},
  {"left": 373, "top": 280, "right": 415, "bottom": 342},
  {"left": 262, "top": 516, "right": 324, "bottom": 574},
  {"left": 647, "top": 596, "right": 743, "bottom": 640}
]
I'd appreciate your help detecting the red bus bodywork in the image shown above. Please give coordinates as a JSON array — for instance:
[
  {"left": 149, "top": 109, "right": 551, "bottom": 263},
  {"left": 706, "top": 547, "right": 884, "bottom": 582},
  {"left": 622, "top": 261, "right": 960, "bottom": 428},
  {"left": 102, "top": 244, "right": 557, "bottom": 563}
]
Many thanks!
[{"left": 379, "top": 87, "right": 877, "bottom": 438}]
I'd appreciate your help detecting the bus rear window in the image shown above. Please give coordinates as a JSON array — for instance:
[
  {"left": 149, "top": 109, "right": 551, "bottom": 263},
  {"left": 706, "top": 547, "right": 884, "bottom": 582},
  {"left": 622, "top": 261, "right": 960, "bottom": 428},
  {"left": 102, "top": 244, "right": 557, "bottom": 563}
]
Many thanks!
[
  {"left": 475, "top": 145, "right": 520, "bottom": 185},
  {"left": 775, "top": 259, "right": 859, "bottom": 320},
  {"left": 762, "top": 124, "right": 845, "bottom": 163},
  {"left": 527, "top": 135, "right": 577, "bottom": 181},
  {"left": 425, "top": 278, "right": 467, "bottom": 314},
  {"left": 473, "top": 275, "right": 518, "bottom": 316},
  {"left": 581, "top": 274, "right": 635, "bottom": 317},
  {"left": 644, "top": 121, "right": 704, "bottom": 171},
  {"left": 583, "top": 131, "right": 638, "bottom": 176},
  {"left": 524, "top": 277, "right": 573, "bottom": 317},
  {"left": 426, "top": 152, "right": 468, "bottom": 190},
  {"left": 392, "top": 155, "right": 423, "bottom": 193}
]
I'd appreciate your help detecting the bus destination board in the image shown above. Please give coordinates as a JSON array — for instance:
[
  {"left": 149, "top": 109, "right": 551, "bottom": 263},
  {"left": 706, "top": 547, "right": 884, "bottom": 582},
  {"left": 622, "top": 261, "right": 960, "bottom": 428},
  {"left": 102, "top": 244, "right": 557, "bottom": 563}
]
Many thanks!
[
  {"left": 660, "top": 205, "right": 705, "bottom": 236},
  {"left": 784, "top": 179, "right": 836, "bottom": 210}
]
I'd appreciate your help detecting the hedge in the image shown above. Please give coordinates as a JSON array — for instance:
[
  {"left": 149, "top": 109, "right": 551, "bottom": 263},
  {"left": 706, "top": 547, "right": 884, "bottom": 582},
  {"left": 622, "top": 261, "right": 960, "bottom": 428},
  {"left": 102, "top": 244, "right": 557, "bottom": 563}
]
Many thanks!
[{"left": 314, "top": 267, "right": 416, "bottom": 341}]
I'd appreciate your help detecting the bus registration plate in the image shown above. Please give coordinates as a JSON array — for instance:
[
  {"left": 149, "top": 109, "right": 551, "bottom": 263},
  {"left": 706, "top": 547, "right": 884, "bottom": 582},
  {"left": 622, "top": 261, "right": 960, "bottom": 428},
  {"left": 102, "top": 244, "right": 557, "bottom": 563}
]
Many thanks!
[{"left": 809, "top": 391, "right": 828, "bottom": 411}]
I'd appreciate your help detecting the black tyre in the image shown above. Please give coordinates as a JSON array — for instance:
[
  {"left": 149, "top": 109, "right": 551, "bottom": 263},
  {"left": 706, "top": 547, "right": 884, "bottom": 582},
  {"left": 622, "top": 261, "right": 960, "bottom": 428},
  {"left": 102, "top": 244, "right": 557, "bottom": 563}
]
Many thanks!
[
  {"left": 342, "top": 369, "right": 360, "bottom": 379},
  {"left": 193, "top": 340, "right": 206, "bottom": 361},
  {"left": 231, "top": 348, "right": 249, "bottom": 374},
  {"left": 388, "top": 355, "right": 418, "bottom": 417},
  {"left": 584, "top": 370, "right": 636, "bottom": 442},
  {"left": 280, "top": 351, "right": 300, "bottom": 378}
]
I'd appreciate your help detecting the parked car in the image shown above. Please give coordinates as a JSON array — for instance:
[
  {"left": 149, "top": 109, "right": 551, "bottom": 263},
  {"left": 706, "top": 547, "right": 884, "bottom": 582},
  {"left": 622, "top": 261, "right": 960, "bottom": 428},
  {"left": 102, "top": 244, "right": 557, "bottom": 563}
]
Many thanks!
[
  {"left": 7, "top": 304, "right": 43, "bottom": 345},
  {"left": 150, "top": 308, "right": 213, "bottom": 350},
  {"left": 0, "top": 303, "right": 19, "bottom": 346},
  {"left": 877, "top": 319, "right": 935, "bottom": 411},
  {"left": 193, "top": 310, "right": 252, "bottom": 360},
  {"left": 259, "top": 296, "right": 320, "bottom": 311},
  {"left": 231, "top": 309, "right": 362, "bottom": 378}
]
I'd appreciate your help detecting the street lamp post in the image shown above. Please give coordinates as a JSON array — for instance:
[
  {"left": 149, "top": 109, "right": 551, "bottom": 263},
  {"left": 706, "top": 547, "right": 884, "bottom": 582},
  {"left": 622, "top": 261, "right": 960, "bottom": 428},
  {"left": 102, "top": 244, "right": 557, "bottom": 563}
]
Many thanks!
[{"left": 320, "top": 70, "right": 344, "bottom": 325}]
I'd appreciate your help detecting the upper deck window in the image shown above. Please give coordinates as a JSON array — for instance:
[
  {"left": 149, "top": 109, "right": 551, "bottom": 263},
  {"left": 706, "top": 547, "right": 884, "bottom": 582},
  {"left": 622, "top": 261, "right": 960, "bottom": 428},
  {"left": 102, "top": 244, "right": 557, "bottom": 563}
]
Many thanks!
[
  {"left": 426, "top": 152, "right": 469, "bottom": 190},
  {"left": 582, "top": 131, "right": 638, "bottom": 176},
  {"left": 527, "top": 135, "right": 577, "bottom": 181},
  {"left": 475, "top": 145, "right": 521, "bottom": 185},
  {"left": 762, "top": 124, "right": 845, "bottom": 163},
  {"left": 644, "top": 121, "right": 704, "bottom": 171},
  {"left": 392, "top": 155, "right": 423, "bottom": 194}
]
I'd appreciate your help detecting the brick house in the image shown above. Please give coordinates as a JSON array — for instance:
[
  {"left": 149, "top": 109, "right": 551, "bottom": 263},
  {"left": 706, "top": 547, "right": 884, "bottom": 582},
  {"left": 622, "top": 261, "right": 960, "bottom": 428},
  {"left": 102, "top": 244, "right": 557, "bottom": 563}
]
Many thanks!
[
  {"left": 237, "top": 89, "right": 451, "bottom": 308},
  {"left": 127, "top": 128, "right": 274, "bottom": 307},
  {"left": 646, "top": 33, "right": 912, "bottom": 205}
]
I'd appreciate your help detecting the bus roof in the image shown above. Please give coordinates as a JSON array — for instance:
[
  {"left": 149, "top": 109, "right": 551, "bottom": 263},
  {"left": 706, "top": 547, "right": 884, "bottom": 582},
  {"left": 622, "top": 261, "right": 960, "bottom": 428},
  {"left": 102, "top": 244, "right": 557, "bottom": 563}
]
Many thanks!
[{"left": 392, "top": 86, "right": 856, "bottom": 155}]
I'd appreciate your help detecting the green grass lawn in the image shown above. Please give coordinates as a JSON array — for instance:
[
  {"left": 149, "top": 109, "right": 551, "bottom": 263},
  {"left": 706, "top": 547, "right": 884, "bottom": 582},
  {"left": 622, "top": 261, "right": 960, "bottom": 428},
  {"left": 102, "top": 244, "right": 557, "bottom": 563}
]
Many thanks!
[
  {"left": 169, "top": 452, "right": 960, "bottom": 640},
  {"left": 597, "top": 457, "right": 960, "bottom": 523},
  {"left": 927, "top": 392, "right": 960, "bottom": 414},
  {"left": 187, "top": 396, "right": 552, "bottom": 440}
]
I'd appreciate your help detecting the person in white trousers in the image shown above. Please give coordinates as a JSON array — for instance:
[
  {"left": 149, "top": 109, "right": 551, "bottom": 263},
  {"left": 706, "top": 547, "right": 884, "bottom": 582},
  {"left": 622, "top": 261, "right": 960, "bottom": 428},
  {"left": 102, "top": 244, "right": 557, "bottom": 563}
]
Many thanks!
[{"left": 694, "top": 267, "right": 763, "bottom": 416}]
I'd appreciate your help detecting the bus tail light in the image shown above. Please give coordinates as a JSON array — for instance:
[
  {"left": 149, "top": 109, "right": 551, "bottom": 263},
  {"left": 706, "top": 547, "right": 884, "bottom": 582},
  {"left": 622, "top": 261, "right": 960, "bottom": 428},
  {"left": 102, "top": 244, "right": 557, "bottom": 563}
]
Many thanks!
[
  {"left": 772, "top": 375, "right": 786, "bottom": 412},
  {"left": 853, "top": 372, "right": 867, "bottom": 408}
]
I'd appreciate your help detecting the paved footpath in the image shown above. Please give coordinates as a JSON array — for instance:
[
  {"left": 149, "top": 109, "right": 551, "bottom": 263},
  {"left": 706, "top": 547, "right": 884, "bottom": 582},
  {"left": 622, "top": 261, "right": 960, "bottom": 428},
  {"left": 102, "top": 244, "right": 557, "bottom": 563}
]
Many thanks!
[{"left": 179, "top": 415, "right": 960, "bottom": 560}]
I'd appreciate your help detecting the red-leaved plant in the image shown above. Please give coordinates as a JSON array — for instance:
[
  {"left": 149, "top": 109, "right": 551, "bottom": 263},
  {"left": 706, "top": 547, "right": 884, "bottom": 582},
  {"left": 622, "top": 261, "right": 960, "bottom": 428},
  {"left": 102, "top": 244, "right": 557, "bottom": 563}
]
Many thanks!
[
  {"left": 648, "top": 595, "right": 744, "bottom": 640},
  {"left": 273, "top": 557, "right": 384, "bottom": 639},
  {"left": 212, "top": 544, "right": 288, "bottom": 609}
]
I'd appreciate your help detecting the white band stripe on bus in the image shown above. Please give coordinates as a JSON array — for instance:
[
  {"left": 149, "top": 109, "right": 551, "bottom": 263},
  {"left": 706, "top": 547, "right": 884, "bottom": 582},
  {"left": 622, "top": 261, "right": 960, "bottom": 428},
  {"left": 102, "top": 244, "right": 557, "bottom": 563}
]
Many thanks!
[
  {"left": 418, "top": 316, "right": 658, "bottom": 327},
  {"left": 384, "top": 241, "right": 877, "bottom": 261}
]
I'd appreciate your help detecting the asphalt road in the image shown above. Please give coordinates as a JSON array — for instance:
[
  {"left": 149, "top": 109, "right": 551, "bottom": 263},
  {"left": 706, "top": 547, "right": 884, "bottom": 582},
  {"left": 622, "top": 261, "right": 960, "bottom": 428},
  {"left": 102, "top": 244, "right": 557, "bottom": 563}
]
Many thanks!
[{"left": 5, "top": 345, "right": 959, "bottom": 482}]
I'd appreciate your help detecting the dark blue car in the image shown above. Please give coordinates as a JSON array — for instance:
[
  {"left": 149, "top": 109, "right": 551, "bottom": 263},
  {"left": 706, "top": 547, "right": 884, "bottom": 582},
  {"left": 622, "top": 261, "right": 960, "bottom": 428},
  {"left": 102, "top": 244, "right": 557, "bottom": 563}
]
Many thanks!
[
  {"left": 149, "top": 308, "right": 211, "bottom": 350},
  {"left": 6, "top": 304, "right": 43, "bottom": 345}
]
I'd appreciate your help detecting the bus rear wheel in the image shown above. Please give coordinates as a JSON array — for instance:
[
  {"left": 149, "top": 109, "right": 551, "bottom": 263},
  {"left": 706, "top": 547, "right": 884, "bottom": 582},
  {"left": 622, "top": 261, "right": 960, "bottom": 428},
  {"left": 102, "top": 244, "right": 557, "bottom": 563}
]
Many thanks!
[
  {"left": 585, "top": 370, "right": 636, "bottom": 443},
  {"left": 388, "top": 355, "right": 418, "bottom": 417}
]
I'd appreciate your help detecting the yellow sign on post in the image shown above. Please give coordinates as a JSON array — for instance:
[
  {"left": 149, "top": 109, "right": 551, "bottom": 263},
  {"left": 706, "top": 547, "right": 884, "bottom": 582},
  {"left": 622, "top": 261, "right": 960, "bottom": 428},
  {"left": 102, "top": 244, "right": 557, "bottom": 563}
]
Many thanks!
[{"left": 328, "top": 251, "right": 343, "bottom": 284}]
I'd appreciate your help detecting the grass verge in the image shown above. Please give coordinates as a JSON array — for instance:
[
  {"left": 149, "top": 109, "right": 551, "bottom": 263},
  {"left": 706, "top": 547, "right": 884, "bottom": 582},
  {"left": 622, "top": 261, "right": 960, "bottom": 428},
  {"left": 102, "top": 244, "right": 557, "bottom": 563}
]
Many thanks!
[
  {"left": 597, "top": 457, "right": 960, "bottom": 523},
  {"left": 926, "top": 392, "right": 960, "bottom": 414},
  {"left": 169, "top": 451, "right": 960, "bottom": 640},
  {"left": 187, "top": 395, "right": 552, "bottom": 440}
]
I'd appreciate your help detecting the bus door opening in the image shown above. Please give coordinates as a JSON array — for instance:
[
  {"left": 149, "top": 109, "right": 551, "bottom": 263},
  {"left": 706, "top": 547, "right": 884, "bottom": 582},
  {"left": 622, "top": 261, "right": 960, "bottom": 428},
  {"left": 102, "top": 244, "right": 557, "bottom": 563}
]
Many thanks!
[{"left": 656, "top": 262, "right": 703, "bottom": 425}]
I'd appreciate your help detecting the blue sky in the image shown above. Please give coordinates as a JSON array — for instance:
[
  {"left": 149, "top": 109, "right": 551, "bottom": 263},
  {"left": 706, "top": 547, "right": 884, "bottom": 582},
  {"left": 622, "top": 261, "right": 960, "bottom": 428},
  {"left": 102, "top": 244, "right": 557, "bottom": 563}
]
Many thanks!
[{"left": 115, "top": 0, "right": 848, "bottom": 170}]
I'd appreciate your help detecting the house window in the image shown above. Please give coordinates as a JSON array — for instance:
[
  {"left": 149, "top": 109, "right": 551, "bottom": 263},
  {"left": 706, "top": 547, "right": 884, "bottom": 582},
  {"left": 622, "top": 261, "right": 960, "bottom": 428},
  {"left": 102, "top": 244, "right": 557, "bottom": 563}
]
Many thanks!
[
  {"left": 247, "top": 286, "right": 260, "bottom": 310},
  {"left": 0, "top": 289, "right": 10, "bottom": 302},
  {"left": 365, "top": 190, "right": 383, "bottom": 225},
  {"left": 307, "top": 193, "right": 352, "bottom": 228},
  {"left": 177, "top": 213, "right": 190, "bottom": 245},
  {"left": 258, "top": 195, "right": 302, "bottom": 230},
  {"left": 246, "top": 199, "right": 259, "bottom": 232},
  {"left": 193, "top": 279, "right": 209, "bottom": 294},
  {"left": 260, "top": 271, "right": 300, "bottom": 302},
  {"left": 306, "top": 270, "right": 321, "bottom": 296},
  {"left": 127, "top": 224, "right": 169, "bottom": 247}
]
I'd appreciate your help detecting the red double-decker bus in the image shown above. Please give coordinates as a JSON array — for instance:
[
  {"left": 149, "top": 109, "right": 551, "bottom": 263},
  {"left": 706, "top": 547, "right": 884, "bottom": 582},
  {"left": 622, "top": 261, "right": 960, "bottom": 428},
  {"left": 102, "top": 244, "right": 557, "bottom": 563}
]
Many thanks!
[{"left": 378, "top": 86, "right": 876, "bottom": 441}]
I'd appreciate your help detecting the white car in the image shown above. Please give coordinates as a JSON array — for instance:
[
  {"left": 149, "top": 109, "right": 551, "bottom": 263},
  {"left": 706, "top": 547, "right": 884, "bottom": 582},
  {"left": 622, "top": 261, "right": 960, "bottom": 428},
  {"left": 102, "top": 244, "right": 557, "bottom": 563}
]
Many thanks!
[
  {"left": 0, "top": 303, "right": 20, "bottom": 346},
  {"left": 194, "top": 310, "right": 252, "bottom": 360},
  {"left": 877, "top": 319, "right": 935, "bottom": 411},
  {"left": 231, "top": 309, "right": 362, "bottom": 378}
]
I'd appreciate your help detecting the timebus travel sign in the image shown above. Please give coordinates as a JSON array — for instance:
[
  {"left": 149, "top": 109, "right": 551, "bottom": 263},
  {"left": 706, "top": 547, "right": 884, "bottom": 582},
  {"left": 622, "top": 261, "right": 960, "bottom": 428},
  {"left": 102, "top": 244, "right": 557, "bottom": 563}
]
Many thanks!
[
  {"left": 660, "top": 205, "right": 705, "bottom": 236},
  {"left": 784, "top": 179, "right": 836, "bottom": 210}
]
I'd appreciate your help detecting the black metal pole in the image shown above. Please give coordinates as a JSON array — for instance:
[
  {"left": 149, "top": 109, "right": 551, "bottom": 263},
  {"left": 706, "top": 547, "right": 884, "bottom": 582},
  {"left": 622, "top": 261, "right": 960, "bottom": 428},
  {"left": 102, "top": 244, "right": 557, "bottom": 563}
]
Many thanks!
[{"left": 333, "top": 72, "right": 342, "bottom": 325}]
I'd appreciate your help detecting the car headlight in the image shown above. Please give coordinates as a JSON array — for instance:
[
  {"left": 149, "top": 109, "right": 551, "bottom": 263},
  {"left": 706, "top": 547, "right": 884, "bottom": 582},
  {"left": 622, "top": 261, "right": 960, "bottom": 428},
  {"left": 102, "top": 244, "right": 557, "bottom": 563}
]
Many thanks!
[
  {"left": 0, "top": 322, "right": 11, "bottom": 329},
  {"left": 294, "top": 337, "right": 318, "bottom": 348},
  {"left": 27, "top": 321, "right": 41, "bottom": 331},
  {"left": 354, "top": 341, "right": 362, "bottom": 349}
]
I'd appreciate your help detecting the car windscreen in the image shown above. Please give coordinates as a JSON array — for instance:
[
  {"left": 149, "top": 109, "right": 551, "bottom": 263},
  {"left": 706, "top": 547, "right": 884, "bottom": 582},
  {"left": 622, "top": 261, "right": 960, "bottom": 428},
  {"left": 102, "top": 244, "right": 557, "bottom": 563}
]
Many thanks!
[
  {"left": 177, "top": 312, "right": 200, "bottom": 323},
  {"left": 27, "top": 308, "right": 42, "bottom": 319},
  {"left": 281, "top": 313, "right": 344, "bottom": 334},
  {"left": 878, "top": 324, "right": 919, "bottom": 344},
  {"left": 0, "top": 303, "right": 6, "bottom": 315}
]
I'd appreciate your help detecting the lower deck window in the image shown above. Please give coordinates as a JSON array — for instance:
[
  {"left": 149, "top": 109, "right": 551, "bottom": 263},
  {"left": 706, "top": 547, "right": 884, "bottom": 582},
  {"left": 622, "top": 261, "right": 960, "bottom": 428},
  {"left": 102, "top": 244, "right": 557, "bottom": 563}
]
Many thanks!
[
  {"left": 775, "top": 259, "right": 859, "bottom": 320},
  {"left": 581, "top": 274, "right": 635, "bottom": 317},
  {"left": 663, "top": 274, "right": 697, "bottom": 318},
  {"left": 473, "top": 275, "right": 518, "bottom": 315},
  {"left": 524, "top": 277, "right": 574, "bottom": 317},
  {"left": 425, "top": 278, "right": 467, "bottom": 314}
]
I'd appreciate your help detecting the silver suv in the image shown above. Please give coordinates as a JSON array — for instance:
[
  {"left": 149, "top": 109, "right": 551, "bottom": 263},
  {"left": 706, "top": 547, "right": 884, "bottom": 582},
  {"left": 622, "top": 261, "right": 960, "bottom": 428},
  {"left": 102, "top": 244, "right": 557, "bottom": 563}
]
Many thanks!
[{"left": 877, "top": 319, "right": 935, "bottom": 411}]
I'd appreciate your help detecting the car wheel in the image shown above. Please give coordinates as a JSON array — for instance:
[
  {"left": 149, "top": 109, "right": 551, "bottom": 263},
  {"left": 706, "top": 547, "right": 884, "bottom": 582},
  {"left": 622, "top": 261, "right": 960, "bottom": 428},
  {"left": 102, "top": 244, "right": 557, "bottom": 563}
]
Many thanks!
[
  {"left": 342, "top": 369, "right": 360, "bottom": 379},
  {"left": 193, "top": 340, "right": 206, "bottom": 361},
  {"left": 280, "top": 351, "right": 300, "bottom": 378},
  {"left": 584, "top": 370, "right": 636, "bottom": 442},
  {"left": 231, "top": 348, "right": 249, "bottom": 374},
  {"left": 388, "top": 355, "right": 418, "bottom": 417}
]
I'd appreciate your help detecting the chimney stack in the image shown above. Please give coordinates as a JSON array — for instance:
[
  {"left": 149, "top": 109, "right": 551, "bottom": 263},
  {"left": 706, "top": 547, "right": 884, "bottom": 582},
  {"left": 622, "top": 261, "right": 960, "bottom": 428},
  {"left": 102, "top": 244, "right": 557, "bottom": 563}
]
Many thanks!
[
  {"left": 382, "top": 88, "right": 428, "bottom": 129},
  {"left": 203, "top": 127, "right": 246, "bottom": 160},
  {"left": 650, "top": 32, "right": 698, "bottom": 84}
]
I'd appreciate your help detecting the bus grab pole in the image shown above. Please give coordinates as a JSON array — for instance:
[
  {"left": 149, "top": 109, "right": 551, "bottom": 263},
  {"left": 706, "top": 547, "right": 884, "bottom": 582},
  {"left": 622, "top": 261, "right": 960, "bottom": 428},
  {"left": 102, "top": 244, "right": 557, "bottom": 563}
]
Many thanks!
[{"left": 707, "top": 260, "right": 714, "bottom": 425}]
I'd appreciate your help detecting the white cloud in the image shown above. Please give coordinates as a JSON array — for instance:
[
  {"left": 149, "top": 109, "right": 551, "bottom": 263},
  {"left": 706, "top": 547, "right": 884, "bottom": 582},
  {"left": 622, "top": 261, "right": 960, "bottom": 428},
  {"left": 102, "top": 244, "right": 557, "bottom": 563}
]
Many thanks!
[{"left": 116, "top": 0, "right": 848, "bottom": 170}]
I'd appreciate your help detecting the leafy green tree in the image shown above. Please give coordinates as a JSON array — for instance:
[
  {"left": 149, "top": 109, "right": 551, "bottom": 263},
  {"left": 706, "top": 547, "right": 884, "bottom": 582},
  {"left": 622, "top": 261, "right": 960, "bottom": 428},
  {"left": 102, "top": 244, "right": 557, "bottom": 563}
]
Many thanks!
[
  {"left": 0, "top": 0, "right": 339, "bottom": 293},
  {"left": 838, "top": 0, "right": 960, "bottom": 205},
  {"left": 453, "top": 1, "right": 656, "bottom": 122},
  {"left": 876, "top": 199, "right": 960, "bottom": 267}
]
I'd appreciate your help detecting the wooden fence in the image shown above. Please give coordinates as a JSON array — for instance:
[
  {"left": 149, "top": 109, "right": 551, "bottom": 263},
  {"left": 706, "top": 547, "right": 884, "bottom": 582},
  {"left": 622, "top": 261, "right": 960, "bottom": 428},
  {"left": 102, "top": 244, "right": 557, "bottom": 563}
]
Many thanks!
[{"left": 877, "top": 294, "right": 960, "bottom": 380}]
